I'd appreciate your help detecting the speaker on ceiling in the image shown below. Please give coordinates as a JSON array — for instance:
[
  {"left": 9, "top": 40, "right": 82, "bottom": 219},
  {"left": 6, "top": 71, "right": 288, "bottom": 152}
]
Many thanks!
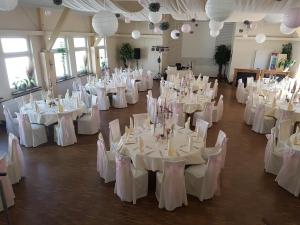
[{"left": 134, "top": 48, "right": 141, "bottom": 60}]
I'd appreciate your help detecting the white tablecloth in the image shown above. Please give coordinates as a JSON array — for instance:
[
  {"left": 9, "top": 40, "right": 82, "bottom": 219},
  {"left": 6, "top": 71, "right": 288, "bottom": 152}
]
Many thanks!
[
  {"left": 20, "top": 100, "right": 87, "bottom": 126},
  {"left": 119, "top": 126, "right": 205, "bottom": 171}
]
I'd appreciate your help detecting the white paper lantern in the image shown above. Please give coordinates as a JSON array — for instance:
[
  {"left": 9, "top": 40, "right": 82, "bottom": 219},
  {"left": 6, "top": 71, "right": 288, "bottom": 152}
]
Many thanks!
[
  {"left": 280, "top": 23, "right": 296, "bottom": 34},
  {"left": 92, "top": 11, "right": 118, "bottom": 37},
  {"left": 131, "top": 30, "right": 141, "bottom": 39},
  {"left": 125, "top": 17, "right": 131, "bottom": 23},
  {"left": 283, "top": 7, "right": 300, "bottom": 29},
  {"left": 0, "top": 0, "right": 18, "bottom": 11},
  {"left": 255, "top": 33, "right": 266, "bottom": 44},
  {"left": 170, "top": 30, "right": 180, "bottom": 40},
  {"left": 210, "top": 29, "right": 220, "bottom": 37},
  {"left": 209, "top": 20, "right": 224, "bottom": 31},
  {"left": 264, "top": 13, "right": 283, "bottom": 24},
  {"left": 205, "top": 0, "right": 233, "bottom": 22},
  {"left": 181, "top": 24, "right": 191, "bottom": 33},
  {"left": 148, "top": 12, "right": 162, "bottom": 24}
]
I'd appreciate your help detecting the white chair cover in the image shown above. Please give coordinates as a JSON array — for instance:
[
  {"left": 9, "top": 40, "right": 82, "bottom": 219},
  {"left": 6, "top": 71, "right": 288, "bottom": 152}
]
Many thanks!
[
  {"left": 109, "top": 119, "right": 121, "bottom": 151},
  {"left": 156, "top": 160, "right": 188, "bottom": 211},
  {"left": 264, "top": 127, "right": 284, "bottom": 175},
  {"left": 244, "top": 94, "right": 256, "bottom": 125},
  {"left": 252, "top": 104, "right": 275, "bottom": 134},
  {"left": 0, "top": 158, "right": 15, "bottom": 211},
  {"left": 148, "top": 97, "right": 158, "bottom": 123},
  {"left": 171, "top": 102, "right": 185, "bottom": 127},
  {"left": 212, "top": 80, "right": 218, "bottom": 99},
  {"left": 193, "top": 102, "right": 213, "bottom": 127},
  {"left": 97, "top": 87, "right": 110, "bottom": 111},
  {"left": 16, "top": 113, "right": 48, "bottom": 147},
  {"left": 3, "top": 106, "right": 19, "bottom": 137},
  {"left": 195, "top": 119, "right": 209, "bottom": 147},
  {"left": 278, "top": 119, "right": 293, "bottom": 145},
  {"left": 236, "top": 79, "right": 247, "bottom": 104},
  {"left": 133, "top": 113, "right": 149, "bottom": 128},
  {"left": 114, "top": 154, "right": 148, "bottom": 204},
  {"left": 112, "top": 87, "right": 127, "bottom": 108},
  {"left": 185, "top": 147, "right": 222, "bottom": 201},
  {"left": 137, "top": 70, "right": 147, "bottom": 92},
  {"left": 6, "top": 133, "right": 25, "bottom": 184},
  {"left": 78, "top": 105, "right": 100, "bottom": 135},
  {"left": 275, "top": 149, "right": 300, "bottom": 196},
  {"left": 126, "top": 79, "right": 139, "bottom": 104},
  {"left": 54, "top": 112, "right": 77, "bottom": 146},
  {"left": 96, "top": 133, "right": 116, "bottom": 183},
  {"left": 212, "top": 95, "right": 223, "bottom": 122},
  {"left": 146, "top": 70, "right": 153, "bottom": 89},
  {"left": 79, "top": 86, "right": 91, "bottom": 108}
]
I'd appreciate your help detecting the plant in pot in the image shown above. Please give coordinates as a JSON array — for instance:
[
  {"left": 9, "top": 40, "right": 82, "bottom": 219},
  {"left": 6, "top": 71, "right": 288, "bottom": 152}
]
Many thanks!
[
  {"left": 119, "top": 43, "right": 134, "bottom": 68},
  {"left": 214, "top": 45, "right": 231, "bottom": 81},
  {"left": 278, "top": 43, "right": 296, "bottom": 72}
]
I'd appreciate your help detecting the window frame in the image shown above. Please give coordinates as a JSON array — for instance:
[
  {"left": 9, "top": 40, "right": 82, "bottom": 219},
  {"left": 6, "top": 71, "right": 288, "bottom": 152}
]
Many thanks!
[
  {"left": 98, "top": 38, "right": 108, "bottom": 69},
  {"left": 73, "top": 37, "right": 89, "bottom": 75},
  {"left": 0, "top": 36, "right": 37, "bottom": 91},
  {"left": 51, "top": 37, "right": 72, "bottom": 81}
]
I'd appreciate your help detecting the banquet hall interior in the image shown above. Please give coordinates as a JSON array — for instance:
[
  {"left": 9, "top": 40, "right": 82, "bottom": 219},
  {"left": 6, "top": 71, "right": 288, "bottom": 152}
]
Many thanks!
[{"left": 1, "top": 0, "right": 300, "bottom": 224}]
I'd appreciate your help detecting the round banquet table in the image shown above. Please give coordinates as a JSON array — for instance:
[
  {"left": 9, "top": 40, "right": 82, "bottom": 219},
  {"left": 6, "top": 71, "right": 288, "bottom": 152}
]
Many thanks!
[
  {"left": 119, "top": 126, "right": 206, "bottom": 171},
  {"left": 85, "top": 82, "right": 125, "bottom": 95},
  {"left": 20, "top": 99, "right": 87, "bottom": 126},
  {"left": 264, "top": 101, "right": 300, "bottom": 122}
]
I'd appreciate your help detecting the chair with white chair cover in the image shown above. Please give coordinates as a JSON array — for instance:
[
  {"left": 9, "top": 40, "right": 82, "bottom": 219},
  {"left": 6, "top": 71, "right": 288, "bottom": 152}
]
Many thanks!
[
  {"left": 171, "top": 102, "right": 185, "bottom": 127},
  {"left": 156, "top": 160, "right": 188, "bottom": 211},
  {"left": 109, "top": 119, "right": 121, "bottom": 151},
  {"left": 97, "top": 133, "right": 115, "bottom": 183},
  {"left": 185, "top": 147, "right": 222, "bottom": 201},
  {"left": 112, "top": 87, "right": 127, "bottom": 108},
  {"left": 97, "top": 87, "right": 110, "bottom": 111},
  {"left": 126, "top": 79, "right": 139, "bottom": 104},
  {"left": 244, "top": 93, "right": 257, "bottom": 125},
  {"left": 6, "top": 133, "right": 25, "bottom": 184},
  {"left": 79, "top": 86, "right": 92, "bottom": 108},
  {"left": 236, "top": 79, "right": 247, "bottom": 104},
  {"left": 16, "top": 113, "right": 47, "bottom": 148},
  {"left": 91, "top": 95, "right": 98, "bottom": 106},
  {"left": 3, "top": 106, "right": 19, "bottom": 137},
  {"left": 0, "top": 158, "right": 15, "bottom": 211},
  {"left": 192, "top": 102, "right": 213, "bottom": 127},
  {"left": 212, "top": 80, "right": 218, "bottom": 99},
  {"left": 252, "top": 104, "right": 275, "bottom": 134},
  {"left": 275, "top": 149, "right": 300, "bottom": 197},
  {"left": 212, "top": 95, "right": 223, "bottom": 123},
  {"left": 264, "top": 127, "right": 284, "bottom": 175},
  {"left": 78, "top": 105, "right": 100, "bottom": 135},
  {"left": 137, "top": 71, "right": 147, "bottom": 92},
  {"left": 195, "top": 119, "right": 209, "bottom": 147},
  {"left": 133, "top": 113, "right": 149, "bottom": 128},
  {"left": 54, "top": 112, "right": 77, "bottom": 147},
  {"left": 148, "top": 97, "right": 158, "bottom": 123},
  {"left": 114, "top": 154, "right": 148, "bottom": 204},
  {"left": 246, "top": 77, "right": 254, "bottom": 87},
  {"left": 146, "top": 70, "right": 153, "bottom": 89}
]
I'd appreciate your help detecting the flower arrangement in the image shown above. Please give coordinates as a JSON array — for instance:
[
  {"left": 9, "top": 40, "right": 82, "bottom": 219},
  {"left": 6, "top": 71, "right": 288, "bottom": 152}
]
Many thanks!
[
  {"left": 148, "top": 2, "right": 160, "bottom": 12},
  {"left": 159, "top": 21, "right": 170, "bottom": 31}
]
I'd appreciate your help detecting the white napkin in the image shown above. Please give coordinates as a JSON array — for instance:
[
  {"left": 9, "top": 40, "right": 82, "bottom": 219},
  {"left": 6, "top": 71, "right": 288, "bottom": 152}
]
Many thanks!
[
  {"left": 58, "top": 101, "right": 64, "bottom": 113},
  {"left": 130, "top": 117, "right": 134, "bottom": 129},
  {"left": 138, "top": 137, "right": 144, "bottom": 153},
  {"left": 65, "top": 89, "right": 70, "bottom": 99},
  {"left": 185, "top": 117, "right": 191, "bottom": 129},
  {"left": 167, "top": 138, "right": 174, "bottom": 157}
]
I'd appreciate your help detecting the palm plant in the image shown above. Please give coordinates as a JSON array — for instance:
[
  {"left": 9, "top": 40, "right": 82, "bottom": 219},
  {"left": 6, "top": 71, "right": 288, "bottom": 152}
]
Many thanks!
[{"left": 214, "top": 45, "right": 231, "bottom": 81}]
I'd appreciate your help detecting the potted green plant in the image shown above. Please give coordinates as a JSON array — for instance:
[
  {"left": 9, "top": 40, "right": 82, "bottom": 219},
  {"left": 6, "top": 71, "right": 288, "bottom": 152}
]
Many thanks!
[
  {"left": 214, "top": 45, "right": 231, "bottom": 81},
  {"left": 278, "top": 43, "right": 296, "bottom": 72},
  {"left": 119, "top": 43, "right": 134, "bottom": 68}
]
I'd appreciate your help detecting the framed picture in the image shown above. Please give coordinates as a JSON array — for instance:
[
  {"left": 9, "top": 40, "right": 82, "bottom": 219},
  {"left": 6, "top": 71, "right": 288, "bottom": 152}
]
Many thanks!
[{"left": 269, "top": 53, "right": 278, "bottom": 70}]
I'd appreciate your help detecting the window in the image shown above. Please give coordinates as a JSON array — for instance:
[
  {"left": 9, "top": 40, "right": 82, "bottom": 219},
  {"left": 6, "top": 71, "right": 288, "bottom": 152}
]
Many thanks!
[
  {"left": 52, "top": 37, "right": 70, "bottom": 80},
  {"left": 0, "top": 37, "right": 36, "bottom": 90},
  {"left": 98, "top": 38, "right": 108, "bottom": 69},
  {"left": 74, "top": 37, "right": 88, "bottom": 74}
]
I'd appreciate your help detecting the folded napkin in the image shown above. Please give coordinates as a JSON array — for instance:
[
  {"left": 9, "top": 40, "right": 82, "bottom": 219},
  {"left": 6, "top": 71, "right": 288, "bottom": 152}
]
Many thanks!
[
  {"left": 58, "top": 102, "right": 64, "bottom": 113},
  {"left": 185, "top": 117, "right": 191, "bottom": 129},
  {"left": 138, "top": 136, "right": 144, "bottom": 153},
  {"left": 98, "top": 132, "right": 103, "bottom": 140},
  {"left": 288, "top": 101, "right": 294, "bottom": 111},
  {"left": 130, "top": 117, "right": 134, "bottom": 129},
  {"left": 65, "top": 89, "right": 70, "bottom": 99},
  {"left": 150, "top": 124, "right": 155, "bottom": 135},
  {"left": 167, "top": 138, "right": 174, "bottom": 157},
  {"left": 34, "top": 102, "right": 40, "bottom": 113}
]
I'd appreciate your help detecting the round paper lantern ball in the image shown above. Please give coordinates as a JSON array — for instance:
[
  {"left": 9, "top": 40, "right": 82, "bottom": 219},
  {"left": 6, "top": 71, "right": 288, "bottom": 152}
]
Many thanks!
[
  {"left": 0, "top": 0, "right": 18, "bottom": 11},
  {"left": 131, "top": 30, "right": 141, "bottom": 39},
  {"left": 170, "top": 30, "right": 180, "bottom": 40},
  {"left": 255, "top": 33, "right": 266, "bottom": 44},
  {"left": 148, "top": 12, "right": 162, "bottom": 24},
  {"left": 92, "top": 11, "right": 118, "bottom": 37},
  {"left": 209, "top": 20, "right": 224, "bottom": 31},
  {"left": 264, "top": 13, "right": 283, "bottom": 24},
  {"left": 210, "top": 29, "right": 220, "bottom": 37},
  {"left": 283, "top": 7, "right": 300, "bottom": 29},
  {"left": 280, "top": 23, "right": 296, "bottom": 34},
  {"left": 205, "top": 0, "right": 233, "bottom": 22},
  {"left": 181, "top": 24, "right": 191, "bottom": 33}
]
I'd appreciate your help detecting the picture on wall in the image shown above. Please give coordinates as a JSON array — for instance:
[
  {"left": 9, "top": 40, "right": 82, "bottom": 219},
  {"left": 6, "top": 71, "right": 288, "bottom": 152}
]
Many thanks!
[{"left": 269, "top": 53, "right": 278, "bottom": 70}]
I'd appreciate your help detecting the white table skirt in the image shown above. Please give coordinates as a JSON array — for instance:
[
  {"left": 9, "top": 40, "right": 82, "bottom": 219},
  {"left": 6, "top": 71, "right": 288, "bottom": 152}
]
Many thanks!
[
  {"left": 20, "top": 100, "right": 87, "bottom": 126},
  {"left": 119, "top": 127, "right": 205, "bottom": 171}
]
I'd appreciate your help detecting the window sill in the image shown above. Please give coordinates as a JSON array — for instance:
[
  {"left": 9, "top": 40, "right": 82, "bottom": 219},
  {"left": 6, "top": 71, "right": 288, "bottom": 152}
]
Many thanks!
[
  {"left": 56, "top": 76, "right": 74, "bottom": 83},
  {"left": 11, "top": 86, "right": 42, "bottom": 98}
]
